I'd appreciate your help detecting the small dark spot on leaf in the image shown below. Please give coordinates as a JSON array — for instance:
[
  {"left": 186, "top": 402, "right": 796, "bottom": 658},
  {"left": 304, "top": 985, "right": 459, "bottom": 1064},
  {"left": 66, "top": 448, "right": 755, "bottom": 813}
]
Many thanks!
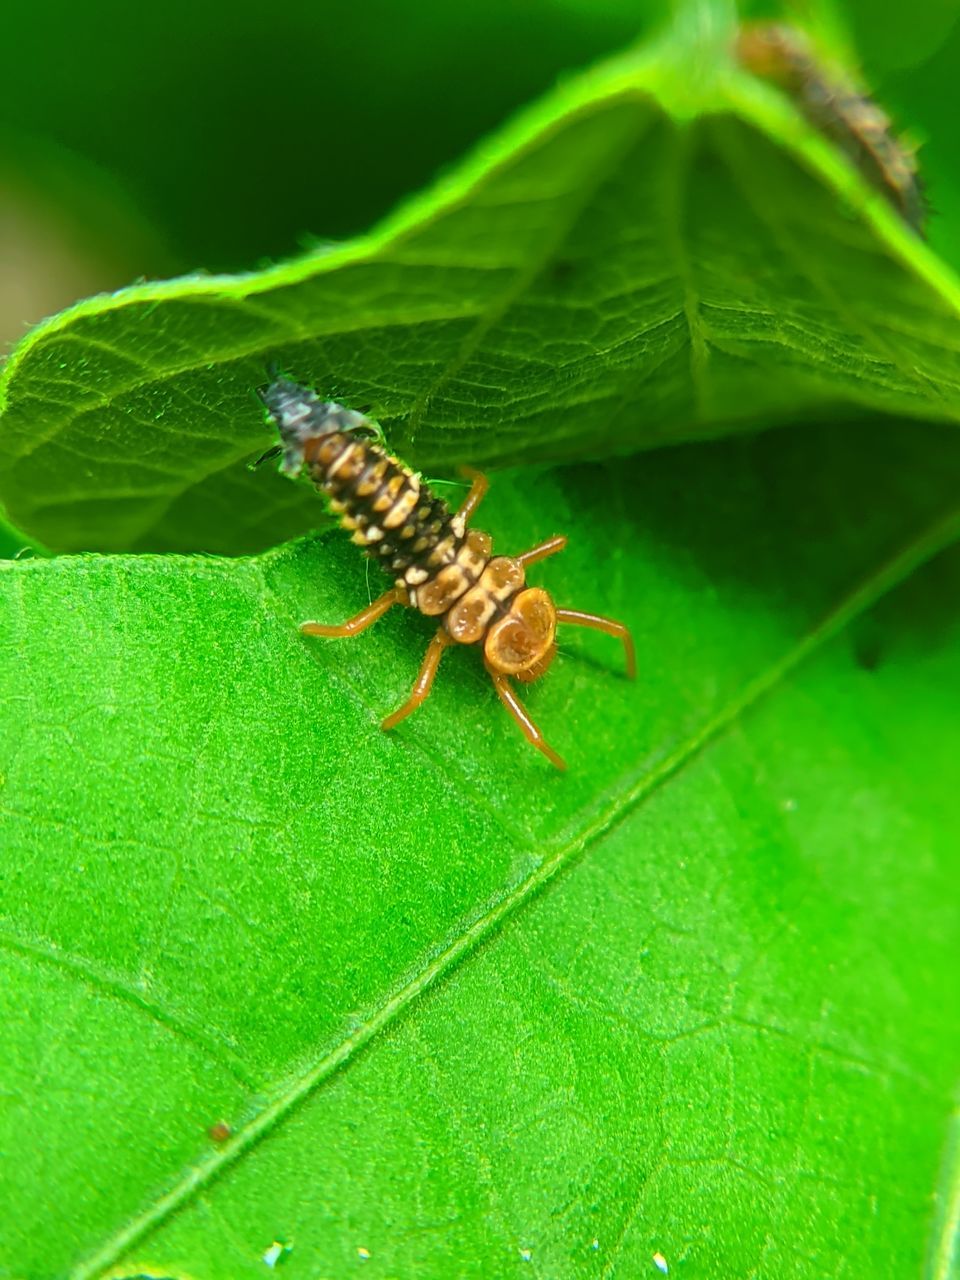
[
  {"left": 853, "top": 631, "right": 883, "bottom": 672},
  {"left": 208, "top": 1120, "right": 232, "bottom": 1142}
]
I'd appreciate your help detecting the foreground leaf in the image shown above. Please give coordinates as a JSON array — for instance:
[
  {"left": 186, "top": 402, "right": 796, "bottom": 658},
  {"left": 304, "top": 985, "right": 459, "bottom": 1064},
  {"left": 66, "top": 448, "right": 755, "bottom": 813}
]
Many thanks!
[
  {"left": 3, "top": 5, "right": 960, "bottom": 554},
  {"left": 2, "top": 421, "right": 959, "bottom": 1277}
]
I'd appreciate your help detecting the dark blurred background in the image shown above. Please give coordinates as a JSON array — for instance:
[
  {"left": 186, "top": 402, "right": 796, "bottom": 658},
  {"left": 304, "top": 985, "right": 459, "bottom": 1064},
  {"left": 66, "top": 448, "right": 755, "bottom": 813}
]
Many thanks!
[
  {"left": 1, "top": 0, "right": 957, "bottom": 356},
  {"left": 0, "top": 0, "right": 660, "bottom": 346}
]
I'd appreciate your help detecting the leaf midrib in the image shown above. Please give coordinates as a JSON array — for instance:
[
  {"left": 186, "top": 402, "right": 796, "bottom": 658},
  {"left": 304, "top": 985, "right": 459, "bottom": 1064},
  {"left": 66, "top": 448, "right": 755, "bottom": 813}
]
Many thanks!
[
  {"left": 403, "top": 112, "right": 653, "bottom": 441},
  {"left": 69, "top": 500, "right": 960, "bottom": 1279}
]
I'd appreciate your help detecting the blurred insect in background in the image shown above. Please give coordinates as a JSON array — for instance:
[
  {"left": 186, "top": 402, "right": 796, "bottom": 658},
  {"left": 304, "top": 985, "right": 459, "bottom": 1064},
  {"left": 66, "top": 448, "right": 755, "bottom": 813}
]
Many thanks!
[
  {"left": 260, "top": 378, "right": 635, "bottom": 770},
  {"left": 736, "top": 22, "right": 925, "bottom": 233}
]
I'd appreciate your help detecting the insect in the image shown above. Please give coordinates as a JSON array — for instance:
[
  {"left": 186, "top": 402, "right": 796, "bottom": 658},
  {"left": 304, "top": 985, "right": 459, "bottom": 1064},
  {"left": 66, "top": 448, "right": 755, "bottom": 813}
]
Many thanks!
[
  {"left": 736, "top": 22, "right": 925, "bottom": 233},
  {"left": 260, "top": 378, "right": 635, "bottom": 770}
]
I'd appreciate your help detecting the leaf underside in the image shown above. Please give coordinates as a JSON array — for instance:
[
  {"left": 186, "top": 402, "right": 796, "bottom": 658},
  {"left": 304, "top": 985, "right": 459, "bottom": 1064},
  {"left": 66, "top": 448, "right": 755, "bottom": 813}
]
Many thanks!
[
  {"left": 2, "top": 421, "right": 960, "bottom": 1277},
  {"left": 2, "top": 15, "right": 960, "bottom": 554}
]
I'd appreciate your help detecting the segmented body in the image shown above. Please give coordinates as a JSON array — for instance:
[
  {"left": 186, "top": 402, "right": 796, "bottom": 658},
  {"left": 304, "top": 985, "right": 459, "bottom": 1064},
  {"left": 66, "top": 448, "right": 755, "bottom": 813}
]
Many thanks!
[
  {"left": 308, "top": 426, "right": 473, "bottom": 594},
  {"left": 262, "top": 378, "right": 549, "bottom": 659},
  {"left": 737, "top": 23, "right": 924, "bottom": 232},
  {"left": 259, "top": 377, "right": 635, "bottom": 769}
]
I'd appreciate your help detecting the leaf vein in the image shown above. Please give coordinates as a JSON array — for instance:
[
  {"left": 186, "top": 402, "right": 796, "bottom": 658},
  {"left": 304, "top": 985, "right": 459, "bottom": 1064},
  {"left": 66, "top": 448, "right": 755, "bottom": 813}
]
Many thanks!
[
  {"left": 0, "top": 926, "right": 259, "bottom": 1090},
  {"left": 403, "top": 115, "right": 654, "bottom": 441}
]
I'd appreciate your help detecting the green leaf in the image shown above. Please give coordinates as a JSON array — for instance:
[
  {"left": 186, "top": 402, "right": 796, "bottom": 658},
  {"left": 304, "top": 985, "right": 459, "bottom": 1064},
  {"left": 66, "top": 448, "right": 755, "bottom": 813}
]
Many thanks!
[
  {"left": 3, "top": 4, "right": 960, "bottom": 555},
  {"left": 2, "top": 420, "right": 959, "bottom": 1277},
  {"left": 0, "top": 512, "right": 44, "bottom": 561}
]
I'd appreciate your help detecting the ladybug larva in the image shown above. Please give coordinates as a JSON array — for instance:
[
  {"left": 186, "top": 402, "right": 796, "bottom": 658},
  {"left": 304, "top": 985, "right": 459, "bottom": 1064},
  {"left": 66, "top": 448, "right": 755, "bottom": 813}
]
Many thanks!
[{"left": 260, "top": 378, "right": 635, "bottom": 770}]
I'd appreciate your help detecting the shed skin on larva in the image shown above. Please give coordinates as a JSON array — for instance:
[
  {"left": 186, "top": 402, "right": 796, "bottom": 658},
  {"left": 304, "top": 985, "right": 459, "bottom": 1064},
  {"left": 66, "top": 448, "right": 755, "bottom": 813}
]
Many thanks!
[{"left": 260, "top": 378, "right": 636, "bottom": 769}]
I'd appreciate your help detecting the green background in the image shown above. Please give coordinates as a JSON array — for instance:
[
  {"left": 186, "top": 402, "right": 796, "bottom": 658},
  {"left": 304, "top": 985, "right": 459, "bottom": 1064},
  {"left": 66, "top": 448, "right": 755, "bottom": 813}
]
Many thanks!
[{"left": 1, "top": 1, "right": 959, "bottom": 1278}]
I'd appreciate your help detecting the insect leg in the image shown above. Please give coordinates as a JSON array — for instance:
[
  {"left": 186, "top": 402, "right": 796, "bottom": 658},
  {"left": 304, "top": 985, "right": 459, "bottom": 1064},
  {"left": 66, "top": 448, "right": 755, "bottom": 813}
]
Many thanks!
[
  {"left": 300, "top": 586, "right": 406, "bottom": 638},
  {"left": 455, "top": 467, "right": 489, "bottom": 526},
  {"left": 515, "top": 534, "right": 567, "bottom": 568},
  {"left": 382, "top": 631, "right": 452, "bottom": 730},
  {"left": 486, "top": 666, "right": 567, "bottom": 771},
  {"left": 555, "top": 607, "right": 636, "bottom": 678}
]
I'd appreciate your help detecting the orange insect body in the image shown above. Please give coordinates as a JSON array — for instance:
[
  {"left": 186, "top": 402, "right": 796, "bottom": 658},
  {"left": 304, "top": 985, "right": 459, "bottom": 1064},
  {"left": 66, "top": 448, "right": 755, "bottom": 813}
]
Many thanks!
[
  {"left": 737, "top": 23, "right": 925, "bottom": 233},
  {"left": 260, "top": 378, "right": 635, "bottom": 769}
]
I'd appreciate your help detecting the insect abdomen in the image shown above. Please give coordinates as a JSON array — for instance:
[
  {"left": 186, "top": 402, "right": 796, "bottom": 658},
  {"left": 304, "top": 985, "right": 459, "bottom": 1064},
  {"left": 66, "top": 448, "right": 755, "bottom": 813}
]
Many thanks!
[
  {"left": 303, "top": 433, "right": 463, "bottom": 588},
  {"left": 260, "top": 378, "right": 490, "bottom": 611}
]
